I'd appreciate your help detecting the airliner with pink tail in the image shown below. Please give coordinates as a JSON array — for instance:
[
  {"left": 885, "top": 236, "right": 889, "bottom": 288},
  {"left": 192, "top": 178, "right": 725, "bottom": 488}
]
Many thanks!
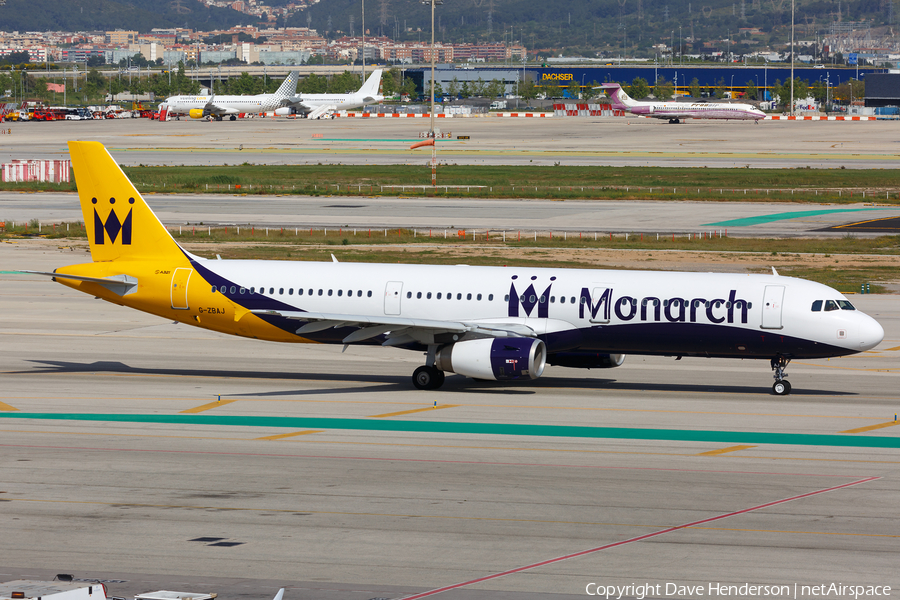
[{"left": 599, "top": 83, "right": 766, "bottom": 124}]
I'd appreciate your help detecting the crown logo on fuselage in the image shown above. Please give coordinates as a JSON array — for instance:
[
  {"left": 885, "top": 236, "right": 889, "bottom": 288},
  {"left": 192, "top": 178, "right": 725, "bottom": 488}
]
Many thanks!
[{"left": 92, "top": 197, "right": 134, "bottom": 245}]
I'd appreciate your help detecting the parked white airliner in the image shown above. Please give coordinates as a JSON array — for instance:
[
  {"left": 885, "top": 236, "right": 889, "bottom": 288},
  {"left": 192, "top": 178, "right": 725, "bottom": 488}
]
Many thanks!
[
  {"left": 160, "top": 72, "right": 299, "bottom": 121},
  {"left": 286, "top": 69, "right": 383, "bottom": 119},
  {"left": 600, "top": 83, "right": 766, "bottom": 123},
  {"left": 25, "top": 142, "right": 883, "bottom": 395}
]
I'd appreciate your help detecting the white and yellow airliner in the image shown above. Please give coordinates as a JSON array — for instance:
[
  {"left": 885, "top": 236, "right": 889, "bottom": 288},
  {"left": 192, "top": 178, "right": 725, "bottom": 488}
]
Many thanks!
[{"left": 24, "top": 142, "right": 884, "bottom": 394}]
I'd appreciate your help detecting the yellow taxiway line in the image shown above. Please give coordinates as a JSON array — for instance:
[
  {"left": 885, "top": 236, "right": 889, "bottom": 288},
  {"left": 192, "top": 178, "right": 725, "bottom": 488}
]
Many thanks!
[
  {"left": 840, "top": 421, "right": 900, "bottom": 434},
  {"left": 180, "top": 399, "right": 238, "bottom": 414},
  {"left": 697, "top": 445, "right": 757, "bottom": 456},
  {"left": 368, "top": 405, "right": 459, "bottom": 418}
]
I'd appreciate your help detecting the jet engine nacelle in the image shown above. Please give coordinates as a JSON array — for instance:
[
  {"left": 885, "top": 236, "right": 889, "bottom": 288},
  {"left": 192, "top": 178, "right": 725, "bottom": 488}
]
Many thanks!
[
  {"left": 274, "top": 107, "right": 293, "bottom": 116},
  {"left": 188, "top": 108, "right": 207, "bottom": 119},
  {"left": 547, "top": 352, "right": 625, "bottom": 369},
  {"left": 435, "top": 338, "right": 546, "bottom": 381}
]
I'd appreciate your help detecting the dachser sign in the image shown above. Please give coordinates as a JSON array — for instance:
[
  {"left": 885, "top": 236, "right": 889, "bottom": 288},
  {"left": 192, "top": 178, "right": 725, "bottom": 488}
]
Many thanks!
[{"left": 541, "top": 73, "right": 574, "bottom": 81}]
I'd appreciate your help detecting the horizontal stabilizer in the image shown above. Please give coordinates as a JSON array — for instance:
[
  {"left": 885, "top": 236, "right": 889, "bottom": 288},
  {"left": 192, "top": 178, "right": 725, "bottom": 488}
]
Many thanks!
[{"left": 19, "top": 270, "right": 138, "bottom": 296}]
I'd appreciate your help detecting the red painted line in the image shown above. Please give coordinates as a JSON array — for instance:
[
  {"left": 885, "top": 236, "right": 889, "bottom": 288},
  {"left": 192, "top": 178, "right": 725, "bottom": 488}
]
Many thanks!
[
  {"left": 0, "top": 443, "right": 863, "bottom": 479},
  {"left": 400, "top": 476, "right": 881, "bottom": 600}
]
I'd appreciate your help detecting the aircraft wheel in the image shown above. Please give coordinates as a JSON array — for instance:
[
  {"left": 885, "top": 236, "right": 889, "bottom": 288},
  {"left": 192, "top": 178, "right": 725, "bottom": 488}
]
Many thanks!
[
  {"left": 413, "top": 366, "right": 444, "bottom": 390},
  {"left": 230, "top": 115, "right": 237, "bottom": 121},
  {"left": 772, "top": 380, "right": 791, "bottom": 395}
]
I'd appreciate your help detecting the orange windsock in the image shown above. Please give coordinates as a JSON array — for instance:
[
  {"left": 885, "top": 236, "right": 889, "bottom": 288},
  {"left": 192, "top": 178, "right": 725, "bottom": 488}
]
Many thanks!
[{"left": 409, "top": 139, "right": 435, "bottom": 150}]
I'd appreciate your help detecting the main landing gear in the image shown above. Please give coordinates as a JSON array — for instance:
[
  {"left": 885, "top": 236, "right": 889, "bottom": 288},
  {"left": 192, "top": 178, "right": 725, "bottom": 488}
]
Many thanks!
[
  {"left": 668, "top": 118, "right": 681, "bottom": 124},
  {"left": 412, "top": 344, "right": 446, "bottom": 390},
  {"left": 413, "top": 365, "right": 445, "bottom": 390},
  {"left": 771, "top": 356, "right": 792, "bottom": 395}
]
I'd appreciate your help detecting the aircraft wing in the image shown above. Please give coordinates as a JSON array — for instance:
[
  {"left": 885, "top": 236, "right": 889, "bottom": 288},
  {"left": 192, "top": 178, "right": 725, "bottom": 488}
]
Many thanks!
[
  {"left": 251, "top": 309, "right": 537, "bottom": 345},
  {"left": 284, "top": 95, "right": 310, "bottom": 111}
]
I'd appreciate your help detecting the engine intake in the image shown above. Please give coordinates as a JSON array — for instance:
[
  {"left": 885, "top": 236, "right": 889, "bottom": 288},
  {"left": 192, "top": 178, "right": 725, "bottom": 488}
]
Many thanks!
[
  {"left": 435, "top": 338, "right": 546, "bottom": 381},
  {"left": 188, "top": 108, "right": 207, "bottom": 119}
]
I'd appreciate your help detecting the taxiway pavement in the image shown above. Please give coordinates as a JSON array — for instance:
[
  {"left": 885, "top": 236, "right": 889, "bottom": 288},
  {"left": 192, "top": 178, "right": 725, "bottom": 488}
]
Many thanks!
[
  {"left": 1, "top": 116, "right": 899, "bottom": 168},
  {"left": 1, "top": 243, "right": 898, "bottom": 599}
]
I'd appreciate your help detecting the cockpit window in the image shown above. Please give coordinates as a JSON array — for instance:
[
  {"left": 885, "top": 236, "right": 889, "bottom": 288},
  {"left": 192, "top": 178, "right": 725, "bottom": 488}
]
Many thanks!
[
  {"left": 811, "top": 300, "right": 822, "bottom": 312},
  {"left": 838, "top": 300, "right": 856, "bottom": 311},
  {"left": 824, "top": 300, "right": 839, "bottom": 311}
]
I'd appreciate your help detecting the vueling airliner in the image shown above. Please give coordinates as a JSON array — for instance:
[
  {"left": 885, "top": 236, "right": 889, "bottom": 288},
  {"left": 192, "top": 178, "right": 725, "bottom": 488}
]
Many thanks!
[
  {"left": 600, "top": 83, "right": 766, "bottom": 124},
  {"left": 24, "top": 142, "right": 883, "bottom": 394},
  {"left": 160, "top": 72, "right": 299, "bottom": 121}
]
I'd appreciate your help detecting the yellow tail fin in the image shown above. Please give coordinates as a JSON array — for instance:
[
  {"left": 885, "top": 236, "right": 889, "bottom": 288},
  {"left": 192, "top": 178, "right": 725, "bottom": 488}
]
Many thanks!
[{"left": 68, "top": 141, "right": 187, "bottom": 263}]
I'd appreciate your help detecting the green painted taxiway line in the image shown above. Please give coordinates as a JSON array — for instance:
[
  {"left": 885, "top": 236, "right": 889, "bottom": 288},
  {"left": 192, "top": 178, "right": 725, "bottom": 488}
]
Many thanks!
[
  {"left": 2, "top": 413, "right": 899, "bottom": 448},
  {"left": 703, "top": 208, "right": 890, "bottom": 227}
]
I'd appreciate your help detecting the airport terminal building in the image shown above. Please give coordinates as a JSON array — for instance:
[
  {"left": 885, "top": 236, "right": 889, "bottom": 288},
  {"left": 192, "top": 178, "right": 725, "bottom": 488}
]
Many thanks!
[{"left": 409, "top": 64, "right": 885, "bottom": 99}]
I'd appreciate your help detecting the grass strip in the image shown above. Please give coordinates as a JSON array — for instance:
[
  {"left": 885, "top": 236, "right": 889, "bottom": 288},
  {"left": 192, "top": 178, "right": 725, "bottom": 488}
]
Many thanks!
[{"left": 2, "top": 164, "right": 900, "bottom": 202}]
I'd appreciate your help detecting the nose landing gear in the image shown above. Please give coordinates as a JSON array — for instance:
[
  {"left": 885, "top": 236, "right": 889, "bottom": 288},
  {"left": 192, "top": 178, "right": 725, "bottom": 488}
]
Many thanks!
[{"left": 771, "top": 356, "right": 792, "bottom": 395}]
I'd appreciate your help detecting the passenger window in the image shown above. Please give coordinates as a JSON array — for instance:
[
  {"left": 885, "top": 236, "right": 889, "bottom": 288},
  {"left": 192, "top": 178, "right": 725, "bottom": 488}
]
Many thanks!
[
  {"left": 220, "top": 286, "right": 227, "bottom": 293},
  {"left": 318, "top": 289, "right": 323, "bottom": 296},
  {"left": 551, "top": 296, "right": 555, "bottom": 303},
  {"left": 288, "top": 288, "right": 292, "bottom": 295},
  {"left": 367, "top": 291, "right": 372, "bottom": 297},
  {"left": 811, "top": 300, "right": 822, "bottom": 311},
  {"left": 571, "top": 297, "right": 576, "bottom": 304},
  {"left": 269, "top": 287, "right": 274, "bottom": 294},
  {"left": 476, "top": 293, "right": 482, "bottom": 301},
  {"left": 427, "top": 292, "right": 432, "bottom": 299},
  {"left": 467, "top": 293, "right": 472, "bottom": 300},
  {"left": 407, "top": 291, "right": 412, "bottom": 298},
  {"left": 278, "top": 288, "right": 283, "bottom": 295},
  {"left": 488, "top": 294, "right": 493, "bottom": 301},
  {"left": 357, "top": 290, "right": 362, "bottom": 297},
  {"left": 240, "top": 287, "right": 246, "bottom": 294},
  {"left": 824, "top": 300, "right": 839, "bottom": 311},
  {"left": 417, "top": 292, "right": 422, "bottom": 299},
  {"left": 561, "top": 296, "right": 566, "bottom": 304},
  {"left": 211, "top": 285, "right": 217, "bottom": 293},
  {"left": 838, "top": 300, "right": 856, "bottom": 310},
  {"left": 437, "top": 292, "right": 442, "bottom": 299},
  {"left": 328, "top": 289, "right": 333, "bottom": 296},
  {"left": 338, "top": 290, "right": 343, "bottom": 297},
  {"left": 309, "top": 289, "right": 314, "bottom": 296},
  {"left": 457, "top": 293, "right": 462, "bottom": 300},
  {"left": 447, "top": 293, "right": 452, "bottom": 300},
  {"left": 504, "top": 294, "right": 510, "bottom": 301},
  {"left": 530, "top": 295, "right": 537, "bottom": 303},
  {"left": 250, "top": 287, "right": 256, "bottom": 294}
]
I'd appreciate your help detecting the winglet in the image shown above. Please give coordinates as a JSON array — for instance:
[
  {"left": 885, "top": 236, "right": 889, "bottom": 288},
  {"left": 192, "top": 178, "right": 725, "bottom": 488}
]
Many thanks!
[
  {"left": 772, "top": 266, "right": 779, "bottom": 276},
  {"left": 272, "top": 589, "right": 284, "bottom": 600}
]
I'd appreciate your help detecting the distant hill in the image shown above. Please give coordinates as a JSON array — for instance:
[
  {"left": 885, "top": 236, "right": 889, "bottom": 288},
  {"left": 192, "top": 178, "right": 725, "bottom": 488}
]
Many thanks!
[
  {"left": 293, "top": 0, "right": 894, "bottom": 57},
  {"left": 0, "top": 0, "right": 249, "bottom": 33}
]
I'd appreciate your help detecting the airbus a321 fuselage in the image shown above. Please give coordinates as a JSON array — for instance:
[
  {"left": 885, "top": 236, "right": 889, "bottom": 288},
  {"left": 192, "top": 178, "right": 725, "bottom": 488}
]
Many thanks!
[
  {"left": 27, "top": 142, "right": 883, "bottom": 394},
  {"left": 600, "top": 83, "right": 767, "bottom": 124}
]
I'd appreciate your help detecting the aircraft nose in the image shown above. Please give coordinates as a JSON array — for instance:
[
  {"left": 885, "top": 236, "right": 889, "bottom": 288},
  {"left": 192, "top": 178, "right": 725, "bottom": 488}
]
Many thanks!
[{"left": 858, "top": 315, "right": 884, "bottom": 350}]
